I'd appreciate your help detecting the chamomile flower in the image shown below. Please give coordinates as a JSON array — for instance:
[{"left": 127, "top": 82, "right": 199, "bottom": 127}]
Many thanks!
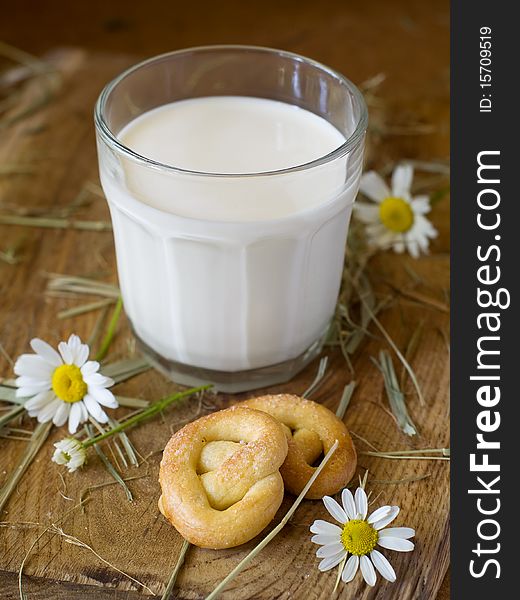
[
  {"left": 310, "top": 487, "right": 415, "bottom": 587},
  {"left": 355, "top": 164, "right": 437, "bottom": 258},
  {"left": 52, "top": 437, "right": 87, "bottom": 472},
  {"left": 14, "top": 334, "right": 118, "bottom": 434}
]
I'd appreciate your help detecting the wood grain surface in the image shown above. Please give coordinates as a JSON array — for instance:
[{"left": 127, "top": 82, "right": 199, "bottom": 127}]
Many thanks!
[{"left": 0, "top": 1, "right": 449, "bottom": 598}]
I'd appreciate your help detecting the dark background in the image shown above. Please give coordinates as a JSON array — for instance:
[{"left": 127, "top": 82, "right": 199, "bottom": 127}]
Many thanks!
[
  {"left": 451, "top": 0, "right": 514, "bottom": 597},
  {"left": 1, "top": 0, "right": 448, "bottom": 103}
]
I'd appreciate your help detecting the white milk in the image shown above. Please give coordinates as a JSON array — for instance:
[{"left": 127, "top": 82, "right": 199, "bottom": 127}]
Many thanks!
[
  {"left": 99, "top": 96, "right": 363, "bottom": 374},
  {"left": 119, "top": 97, "right": 346, "bottom": 220}
]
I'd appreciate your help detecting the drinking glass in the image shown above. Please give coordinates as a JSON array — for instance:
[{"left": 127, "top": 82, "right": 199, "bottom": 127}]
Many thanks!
[{"left": 95, "top": 45, "right": 367, "bottom": 392}]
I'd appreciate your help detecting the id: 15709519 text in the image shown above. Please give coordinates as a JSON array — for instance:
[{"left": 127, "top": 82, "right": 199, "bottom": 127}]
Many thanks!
[{"left": 480, "top": 26, "right": 492, "bottom": 113}]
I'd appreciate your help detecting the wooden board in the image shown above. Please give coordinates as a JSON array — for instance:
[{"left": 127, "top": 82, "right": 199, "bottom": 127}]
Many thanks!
[{"left": 0, "top": 49, "right": 449, "bottom": 599}]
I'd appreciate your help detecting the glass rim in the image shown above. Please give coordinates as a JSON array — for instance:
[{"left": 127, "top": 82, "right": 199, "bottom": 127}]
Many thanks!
[{"left": 94, "top": 44, "right": 368, "bottom": 178}]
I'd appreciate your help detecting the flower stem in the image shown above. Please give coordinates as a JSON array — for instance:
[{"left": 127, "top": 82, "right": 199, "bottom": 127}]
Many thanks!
[
  {"left": 83, "top": 385, "right": 212, "bottom": 448},
  {"left": 95, "top": 296, "right": 123, "bottom": 361}
]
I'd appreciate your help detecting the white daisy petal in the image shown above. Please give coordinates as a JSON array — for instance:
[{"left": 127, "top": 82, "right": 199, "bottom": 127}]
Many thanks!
[
  {"left": 14, "top": 354, "right": 54, "bottom": 378},
  {"left": 376, "top": 230, "right": 398, "bottom": 249},
  {"left": 101, "top": 376, "right": 115, "bottom": 388},
  {"left": 370, "top": 550, "right": 396, "bottom": 582},
  {"left": 24, "top": 390, "right": 55, "bottom": 413},
  {"left": 83, "top": 373, "right": 102, "bottom": 386},
  {"left": 30, "top": 338, "right": 62, "bottom": 367},
  {"left": 407, "top": 239, "right": 420, "bottom": 259},
  {"left": 355, "top": 488, "right": 368, "bottom": 519},
  {"left": 373, "top": 506, "right": 400, "bottom": 530},
  {"left": 316, "top": 542, "right": 345, "bottom": 558},
  {"left": 85, "top": 373, "right": 115, "bottom": 389},
  {"left": 411, "top": 196, "right": 431, "bottom": 215},
  {"left": 368, "top": 506, "right": 393, "bottom": 525},
  {"left": 63, "top": 335, "right": 89, "bottom": 367},
  {"left": 37, "top": 398, "right": 62, "bottom": 423},
  {"left": 310, "top": 520, "right": 343, "bottom": 536},
  {"left": 416, "top": 215, "right": 438, "bottom": 238},
  {"left": 79, "top": 401, "right": 89, "bottom": 422},
  {"left": 391, "top": 164, "right": 413, "bottom": 198},
  {"left": 378, "top": 537, "right": 415, "bottom": 552},
  {"left": 341, "top": 488, "right": 357, "bottom": 520},
  {"left": 360, "top": 555, "right": 377, "bottom": 586},
  {"left": 88, "top": 386, "right": 118, "bottom": 408},
  {"left": 427, "top": 225, "right": 438, "bottom": 239},
  {"left": 15, "top": 375, "right": 50, "bottom": 389},
  {"left": 379, "top": 527, "right": 415, "bottom": 540},
  {"left": 52, "top": 402, "right": 71, "bottom": 427},
  {"left": 318, "top": 550, "right": 347, "bottom": 572},
  {"left": 393, "top": 239, "right": 405, "bottom": 253},
  {"left": 58, "top": 341, "right": 74, "bottom": 365},
  {"left": 366, "top": 222, "right": 387, "bottom": 237},
  {"left": 416, "top": 233, "right": 430, "bottom": 252},
  {"left": 68, "top": 334, "right": 81, "bottom": 348},
  {"left": 354, "top": 203, "right": 380, "bottom": 224},
  {"left": 74, "top": 343, "right": 90, "bottom": 368},
  {"left": 323, "top": 496, "right": 348, "bottom": 524},
  {"left": 341, "top": 554, "right": 359, "bottom": 583},
  {"left": 81, "top": 361, "right": 100, "bottom": 377},
  {"left": 311, "top": 534, "right": 342, "bottom": 546},
  {"left": 15, "top": 378, "right": 51, "bottom": 399},
  {"left": 16, "top": 383, "right": 51, "bottom": 398},
  {"left": 83, "top": 394, "right": 109, "bottom": 423},
  {"left": 359, "top": 171, "right": 390, "bottom": 202},
  {"left": 68, "top": 402, "right": 84, "bottom": 434}
]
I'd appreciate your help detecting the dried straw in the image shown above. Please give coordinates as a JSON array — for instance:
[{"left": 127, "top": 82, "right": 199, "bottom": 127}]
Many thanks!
[
  {"left": 161, "top": 539, "right": 190, "bottom": 600},
  {"left": 372, "top": 350, "right": 418, "bottom": 436},
  {"left": 0, "top": 422, "right": 52, "bottom": 514}
]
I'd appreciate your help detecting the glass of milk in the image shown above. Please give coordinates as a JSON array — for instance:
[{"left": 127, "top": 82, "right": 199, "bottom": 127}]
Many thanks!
[{"left": 95, "top": 46, "right": 367, "bottom": 392}]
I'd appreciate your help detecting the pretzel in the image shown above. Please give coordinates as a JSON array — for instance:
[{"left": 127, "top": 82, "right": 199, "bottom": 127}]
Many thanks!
[
  {"left": 241, "top": 394, "right": 356, "bottom": 499},
  {"left": 158, "top": 406, "right": 288, "bottom": 549}
]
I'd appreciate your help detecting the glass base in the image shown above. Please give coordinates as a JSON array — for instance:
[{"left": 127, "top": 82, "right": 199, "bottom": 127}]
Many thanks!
[{"left": 133, "top": 327, "right": 330, "bottom": 393}]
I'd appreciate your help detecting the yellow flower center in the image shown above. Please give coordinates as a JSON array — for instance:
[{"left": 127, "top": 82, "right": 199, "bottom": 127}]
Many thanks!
[
  {"left": 341, "top": 519, "right": 378, "bottom": 556},
  {"left": 51, "top": 365, "right": 87, "bottom": 403},
  {"left": 379, "top": 196, "right": 414, "bottom": 233}
]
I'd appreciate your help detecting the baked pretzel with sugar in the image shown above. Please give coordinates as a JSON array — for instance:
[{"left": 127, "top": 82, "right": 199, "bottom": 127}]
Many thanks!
[
  {"left": 241, "top": 394, "right": 357, "bottom": 499},
  {"left": 159, "top": 406, "right": 288, "bottom": 549}
]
